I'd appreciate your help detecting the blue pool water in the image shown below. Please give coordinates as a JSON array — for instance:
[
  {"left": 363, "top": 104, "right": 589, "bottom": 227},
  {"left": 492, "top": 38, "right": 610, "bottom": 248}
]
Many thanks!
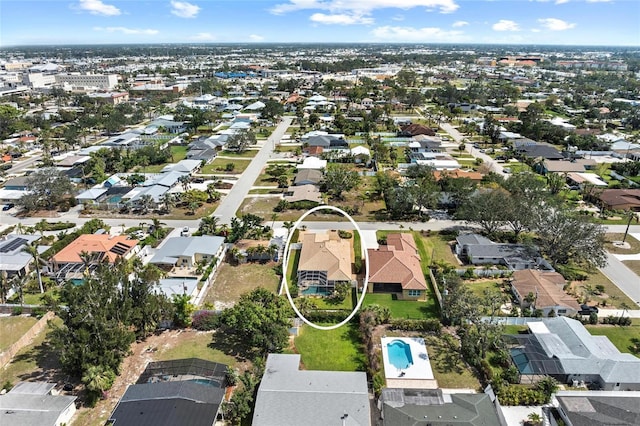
[
  {"left": 190, "top": 378, "right": 222, "bottom": 388},
  {"left": 301, "top": 287, "right": 331, "bottom": 296},
  {"left": 387, "top": 340, "right": 413, "bottom": 370},
  {"left": 108, "top": 195, "right": 122, "bottom": 203}
]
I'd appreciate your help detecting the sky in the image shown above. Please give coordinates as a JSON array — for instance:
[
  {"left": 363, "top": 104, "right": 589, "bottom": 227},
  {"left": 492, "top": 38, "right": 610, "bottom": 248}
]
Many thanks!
[{"left": 1, "top": 0, "right": 638, "bottom": 47}]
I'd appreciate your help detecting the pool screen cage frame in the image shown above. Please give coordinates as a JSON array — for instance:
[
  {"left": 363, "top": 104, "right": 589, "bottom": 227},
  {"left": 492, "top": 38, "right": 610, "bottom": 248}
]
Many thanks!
[
  {"left": 504, "top": 334, "right": 566, "bottom": 385},
  {"left": 136, "top": 358, "right": 228, "bottom": 387}
]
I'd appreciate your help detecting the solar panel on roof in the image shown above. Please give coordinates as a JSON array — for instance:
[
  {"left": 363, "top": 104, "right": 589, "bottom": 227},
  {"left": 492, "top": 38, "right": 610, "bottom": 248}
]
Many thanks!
[
  {"left": 110, "top": 242, "right": 130, "bottom": 256},
  {"left": 0, "top": 238, "right": 28, "bottom": 253}
]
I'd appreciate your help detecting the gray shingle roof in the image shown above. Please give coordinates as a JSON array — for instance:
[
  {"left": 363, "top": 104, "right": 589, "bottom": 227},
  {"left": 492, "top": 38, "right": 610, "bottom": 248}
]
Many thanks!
[
  {"left": 252, "top": 354, "right": 370, "bottom": 426},
  {"left": 555, "top": 391, "right": 640, "bottom": 426},
  {"left": 150, "top": 236, "right": 225, "bottom": 264}
]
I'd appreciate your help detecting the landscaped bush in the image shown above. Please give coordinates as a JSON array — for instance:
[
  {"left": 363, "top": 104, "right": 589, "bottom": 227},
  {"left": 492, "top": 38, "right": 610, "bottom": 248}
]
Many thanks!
[
  {"left": 11, "top": 306, "right": 23, "bottom": 315},
  {"left": 338, "top": 230, "right": 352, "bottom": 239},
  {"left": 191, "top": 311, "right": 219, "bottom": 330},
  {"left": 601, "top": 315, "right": 632, "bottom": 326},
  {"left": 389, "top": 318, "right": 442, "bottom": 334},
  {"left": 304, "top": 310, "right": 352, "bottom": 322},
  {"left": 497, "top": 385, "right": 546, "bottom": 406}
]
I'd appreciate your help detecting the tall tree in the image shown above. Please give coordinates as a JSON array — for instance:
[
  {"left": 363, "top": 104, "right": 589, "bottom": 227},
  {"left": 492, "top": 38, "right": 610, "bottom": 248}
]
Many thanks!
[
  {"left": 22, "top": 242, "right": 45, "bottom": 294},
  {"left": 18, "top": 168, "right": 75, "bottom": 211},
  {"left": 323, "top": 164, "right": 361, "bottom": 200}
]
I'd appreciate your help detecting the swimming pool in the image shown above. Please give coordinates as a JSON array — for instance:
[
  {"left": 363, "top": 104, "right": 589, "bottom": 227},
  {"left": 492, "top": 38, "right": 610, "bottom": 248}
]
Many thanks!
[{"left": 386, "top": 339, "right": 414, "bottom": 370}]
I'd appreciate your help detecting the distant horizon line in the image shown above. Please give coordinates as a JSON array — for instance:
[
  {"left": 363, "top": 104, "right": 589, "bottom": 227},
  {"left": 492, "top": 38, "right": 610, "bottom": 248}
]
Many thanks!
[{"left": 2, "top": 41, "right": 639, "bottom": 50}]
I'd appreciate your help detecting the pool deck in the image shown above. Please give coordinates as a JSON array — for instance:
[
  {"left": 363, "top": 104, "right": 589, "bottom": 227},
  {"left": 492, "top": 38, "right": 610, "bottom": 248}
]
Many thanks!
[{"left": 381, "top": 337, "right": 438, "bottom": 389}]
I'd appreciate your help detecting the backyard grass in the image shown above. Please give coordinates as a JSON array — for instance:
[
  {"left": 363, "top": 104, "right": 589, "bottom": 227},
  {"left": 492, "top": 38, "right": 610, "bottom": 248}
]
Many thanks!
[
  {"left": 464, "top": 280, "right": 504, "bottom": 300},
  {"left": 203, "top": 262, "right": 280, "bottom": 306},
  {"left": 363, "top": 293, "right": 436, "bottom": 319},
  {"left": 605, "top": 233, "right": 640, "bottom": 254},
  {"left": 153, "top": 330, "right": 238, "bottom": 366},
  {"left": 201, "top": 158, "right": 252, "bottom": 174},
  {"left": 294, "top": 323, "right": 366, "bottom": 371},
  {"left": 0, "top": 318, "right": 62, "bottom": 388},
  {"left": 170, "top": 145, "right": 188, "bottom": 162},
  {"left": 414, "top": 232, "right": 460, "bottom": 266},
  {"left": 248, "top": 188, "right": 284, "bottom": 194},
  {"left": 586, "top": 322, "right": 640, "bottom": 355},
  {"left": 306, "top": 292, "right": 354, "bottom": 310},
  {"left": 253, "top": 164, "right": 296, "bottom": 186},
  {"left": 425, "top": 335, "right": 481, "bottom": 390},
  {"left": 0, "top": 316, "right": 38, "bottom": 351},
  {"left": 286, "top": 249, "right": 301, "bottom": 287},
  {"left": 570, "top": 269, "right": 636, "bottom": 309}
]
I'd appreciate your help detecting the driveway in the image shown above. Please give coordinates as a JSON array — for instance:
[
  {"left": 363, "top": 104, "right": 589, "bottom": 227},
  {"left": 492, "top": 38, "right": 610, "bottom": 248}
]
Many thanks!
[{"left": 212, "top": 116, "right": 293, "bottom": 224}]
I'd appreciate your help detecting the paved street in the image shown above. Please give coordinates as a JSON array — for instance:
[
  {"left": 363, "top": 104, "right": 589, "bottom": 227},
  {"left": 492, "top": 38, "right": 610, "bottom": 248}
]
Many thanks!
[
  {"left": 600, "top": 253, "right": 640, "bottom": 307},
  {"left": 212, "top": 116, "right": 293, "bottom": 224}
]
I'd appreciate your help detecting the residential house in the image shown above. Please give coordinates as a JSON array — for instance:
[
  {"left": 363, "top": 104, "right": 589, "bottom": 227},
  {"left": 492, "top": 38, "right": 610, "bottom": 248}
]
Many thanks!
[
  {"left": 553, "top": 390, "right": 640, "bottom": 426},
  {"left": 510, "top": 269, "right": 579, "bottom": 316},
  {"left": 540, "top": 158, "right": 596, "bottom": 175},
  {"left": 379, "top": 388, "right": 501, "bottom": 426},
  {"left": 108, "top": 358, "right": 227, "bottom": 426},
  {"left": 514, "top": 141, "right": 564, "bottom": 161},
  {"left": 149, "top": 115, "right": 186, "bottom": 134},
  {"left": 507, "top": 317, "right": 640, "bottom": 390},
  {"left": 399, "top": 123, "right": 436, "bottom": 137},
  {"left": 252, "top": 354, "right": 370, "bottom": 426},
  {"left": 408, "top": 135, "right": 444, "bottom": 153},
  {"left": 3, "top": 175, "right": 30, "bottom": 190},
  {"left": 0, "top": 381, "right": 77, "bottom": 426},
  {"left": 367, "top": 233, "right": 428, "bottom": 300},
  {"left": 186, "top": 139, "right": 218, "bottom": 163},
  {"left": 303, "top": 145, "right": 324, "bottom": 157},
  {"left": 297, "top": 231, "right": 354, "bottom": 294},
  {"left": 293, "top": 169, "right": 323, "bottom": 186},
  {"left": 149, "top": 236, "right": 226, "bottom": 277},
  {"left": 455, "top": 233, "right": 553, "bottom": 271},
  {"left": 283, "top": 185, "right": 322, "bottom": 204},
  {"left": 305, "top": 135, "right": 349, "bottom": 151},
  {"left": 591, "top": 189, "right": 640, "bottom": 211},
  {"left": 350, "top": 145, "right": 371, "bottom": 164},
  {"left": 565, "top": 172, "right": 608, "bottom": 189},
  {"left": 297, "top": 157, "right": 327, "bottom": 170},
  {"left": 51, "top": 234, "right": 139, "bottom": 280},
  {"left": 408, "top": 152, "right": 461, "bottom": 170},
  {"left": 0, "top": 234, "right": 41, "bottom": 278}
]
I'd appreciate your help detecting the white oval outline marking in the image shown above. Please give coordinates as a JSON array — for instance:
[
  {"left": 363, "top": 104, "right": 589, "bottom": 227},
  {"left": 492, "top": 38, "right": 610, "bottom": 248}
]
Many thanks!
[{"left": 281, "top": 205, "right": 370, "bottom": 331}]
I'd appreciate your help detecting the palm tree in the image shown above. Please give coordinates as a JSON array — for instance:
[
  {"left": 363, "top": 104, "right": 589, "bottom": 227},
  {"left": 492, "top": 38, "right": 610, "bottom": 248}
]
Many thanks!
[
  {"left": 206, "top": 183, "right": 221, "bottom": 203},
  {"left": 138, "top": 194, "right": 155, "bottom": 214},
  {"left": 0, "top": 270, "right": 10, "bottom": 304},
  {"left": 199, "top": 216, "right": 219, "bottom": 235},
  {"left": 11, "top": 274, "right": 28, "bottom": 306},
  {"left": 270, "top": 212, "right": 279, "bottom": 230},
  {"left": 159, "top": 192, "right": 176, "bottom": 214},
  {"left": 283, "top": 221, "right": 295, "bottom": 239},
  {"left": 22, "top": 243, "right": 45, "bottom": 294},
  {"left": 526, "top": 412, "right": 542, "bottom": 426},
  {"left": 150, "top": 218, "right": 165, "bottom": 239},
  {"left": 82, "top": 365, "right": 115, "bottom": 397}
]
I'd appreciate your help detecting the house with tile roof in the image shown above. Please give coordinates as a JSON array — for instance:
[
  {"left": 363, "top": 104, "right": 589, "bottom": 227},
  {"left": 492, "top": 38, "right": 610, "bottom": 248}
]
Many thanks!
[
  {"left": 51, "top": 234, "right": 139, "bottom": 279},
  {"left": 510, "top": 269, "right": 579, "bottom": 317},
  {"left": 252, "top": 354, "right": 370, "bottom": 426},
  {"left": 590, "top": 189, "right": 640, "bottom": 212},
  {"left": 368, "top": 233, "right": 428, "bottom": 300},
  {"left": 507, "top": 317, "right": 640, "bottom": 390},
  {"left": 297, "top": 231, "right": 354, "bottom": 295},
  {"left": 283, "top": 184, "right": 323, "bottom": 204}
]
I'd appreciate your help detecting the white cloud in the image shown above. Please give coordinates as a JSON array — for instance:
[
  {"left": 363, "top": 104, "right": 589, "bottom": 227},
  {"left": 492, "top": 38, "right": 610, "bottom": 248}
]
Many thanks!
[
  {"left": 271, "top": 0, "right": 459, "bottom": 16},
  {"left": 77, "top": 0, "right": 121, "bottom": 16},
  {"left": 170, "top": 1, "right": 201, "bottom": 18},
  {"left": 249, "top": 34, "right": 265, "bottom": 41},
  {"left": 310, "top": 13, "right": 374, "bottom": 25},
  {"left": 452, "top": 20, "right": 468, "bottom": 27},
  {"left": 191, "top": 32, "right": 215, "bottom": 41},
  {"left": 94, "top": 26, "right": 159, "bottom": 35},
  {"left": 538, "top": 17, "right": 576, "bottom": 30},
  {"left": 371, "top": 25, "right": 466, "bottom": 42},
  {"left": 492, "top": 19, "right": 520, "bottom": 31},
  {"left": 555, "top": 0, "right": 570, "bottom": 4}
]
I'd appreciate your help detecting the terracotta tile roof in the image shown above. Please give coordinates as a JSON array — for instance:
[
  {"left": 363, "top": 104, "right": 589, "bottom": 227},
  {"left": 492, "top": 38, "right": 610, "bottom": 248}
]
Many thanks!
[
  {"left": 298, "top": 231, "right": 352, "bottom": 281},
  {"left": 368, "top": 233, "right": 427, "bottom": 291},
  {"left": 596, "top": 189, "right": 640, "bottom": 210},
  {"left": 52, "top": 234, "right": 138, "bottom": 264},
  {"left": 511, "top": 269, "right": 579, "bottom": 311}
]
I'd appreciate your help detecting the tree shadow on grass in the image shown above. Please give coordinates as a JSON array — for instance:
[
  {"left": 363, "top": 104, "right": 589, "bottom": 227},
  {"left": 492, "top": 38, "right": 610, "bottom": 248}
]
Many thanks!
[
  {"left": 10, "top": 331, "right": 67, "bottom": 384},
  {"left": 209, "top": 329, "right": 257, "bottom": 363},
  {"left": 342, "top": 323, "right": 367, "bottom": 372},
  {"left": 427, "top": 336, "right": 467, "bottom": 376}
]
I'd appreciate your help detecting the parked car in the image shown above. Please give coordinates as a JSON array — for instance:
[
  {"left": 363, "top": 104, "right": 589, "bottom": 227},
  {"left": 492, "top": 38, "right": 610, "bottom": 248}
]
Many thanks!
[
  {"left": 2, "top": 203, "right": 15, "bottom": 211},
  {"left": 181, "top": 226, "right": 190, "bottom": 237},
  {"left": 193, "top": 177, "right": 205, "bottom": 183},
  {"left": 579, "top": 304, "right": 599, "bottom": 315}
]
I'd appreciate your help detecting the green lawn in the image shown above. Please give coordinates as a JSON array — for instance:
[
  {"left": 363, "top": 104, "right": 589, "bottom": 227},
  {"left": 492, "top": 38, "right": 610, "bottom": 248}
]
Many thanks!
[
  {"left": 571, "top": 270, "right": 636, "bottom": 309},
  {"left": 286, "top": 248, "right": 301, "bottom": 287},
  {"left": 363, "top": 293, "right": 436, "bottom": 319},
  {"left": 154, "top": 330, "right": 238, "bottom": 366},
  {"left": 307, "top": 292, "right": 353, "bottom": 310},
  {"left": 0, "top": 316, "right": 38, "bottom": 351},
  {"left": 170, "top": 145, "right": 188, "bottom": 162},
  {"left": 218, "top": 150, "right": 258, "bottom": 158},
  {"left": 586, "top": 323, "right": 640, "bottom": 354},
  {"left": 605, "top": 233, "right": 640, "bottom": 254},
  {"left": 623, "top": 260, "right": 640, "bottom": 277},
  {"left": 425, "top": 335, "right": 481, "bottom": 390},
  {"left": 201, "top": 158, "right": 252, "bottom": 174},
  {"left": 0, "top": 318, "right": 63, "bottom": 388},
  {"left": 294, "top": 323, "right": 366, "bottom": 371},
  {"left": 464, "top": 280, "right": 503, "bottom": 299}
]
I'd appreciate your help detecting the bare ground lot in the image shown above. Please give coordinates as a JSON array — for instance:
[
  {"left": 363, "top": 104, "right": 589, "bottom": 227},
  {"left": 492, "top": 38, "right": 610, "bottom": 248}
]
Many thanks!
[{"left": 202, "top": 262, "right": 281, "bottom": 310}]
